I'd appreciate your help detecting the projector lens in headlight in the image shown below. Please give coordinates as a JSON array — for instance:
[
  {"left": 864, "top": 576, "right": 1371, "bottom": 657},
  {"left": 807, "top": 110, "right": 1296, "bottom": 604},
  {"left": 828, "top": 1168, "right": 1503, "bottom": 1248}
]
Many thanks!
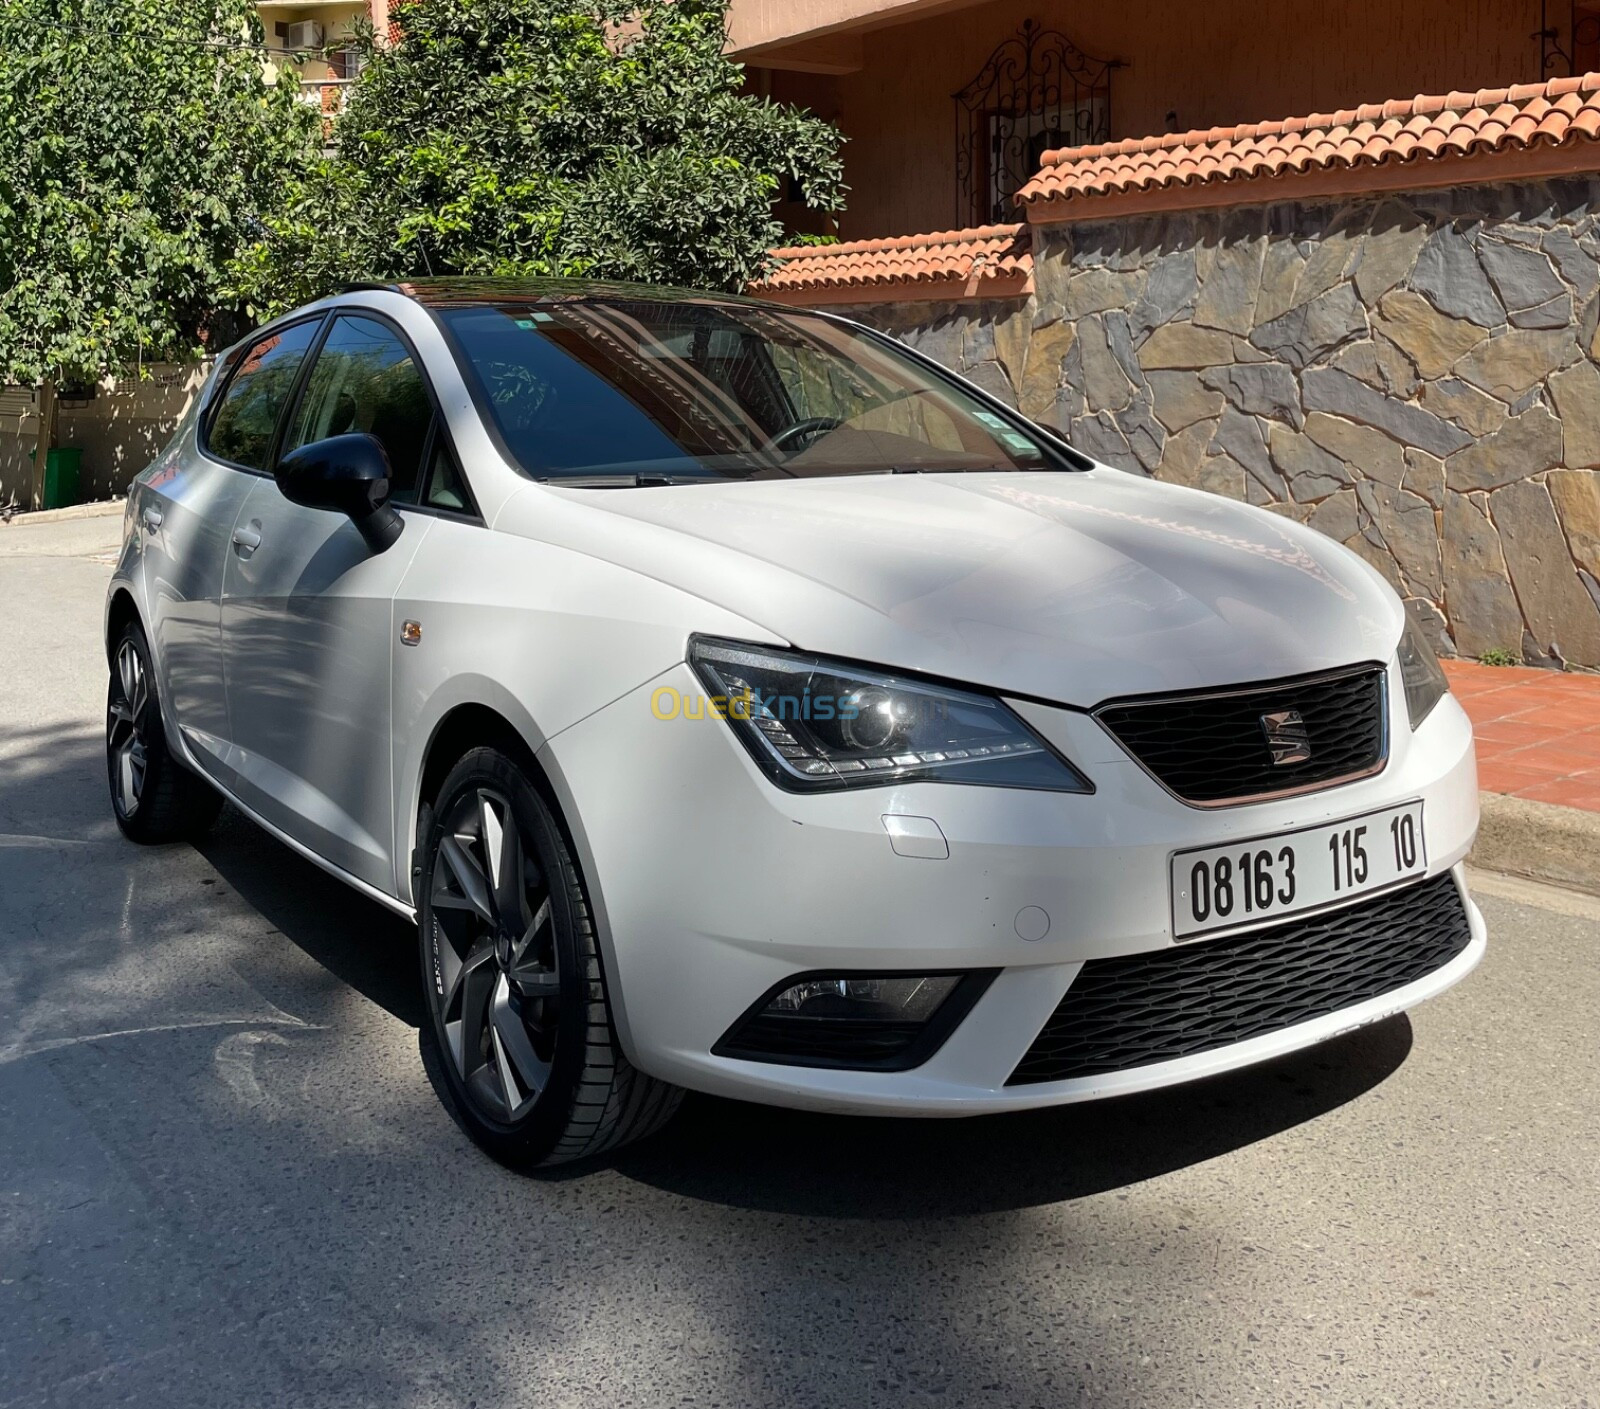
[{"left": 688, "top": 637, "right": 1093, "bottom": 794}]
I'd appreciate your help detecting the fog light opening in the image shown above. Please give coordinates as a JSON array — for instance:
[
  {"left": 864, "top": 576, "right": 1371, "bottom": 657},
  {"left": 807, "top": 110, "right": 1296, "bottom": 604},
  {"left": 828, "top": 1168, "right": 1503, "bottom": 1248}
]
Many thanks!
[
  {"left": 713, "top": 970, "right": 999, "bottom": 1072},
  {"left": 767, "top": 975, "right": 958, "bottom": 1020}
]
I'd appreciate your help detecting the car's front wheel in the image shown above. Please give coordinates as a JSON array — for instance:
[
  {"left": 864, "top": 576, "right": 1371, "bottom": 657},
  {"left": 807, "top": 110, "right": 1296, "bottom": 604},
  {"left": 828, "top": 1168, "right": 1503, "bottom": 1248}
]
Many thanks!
[{"left": 417, "top": 747, "right": 682, "bottom": 1168}]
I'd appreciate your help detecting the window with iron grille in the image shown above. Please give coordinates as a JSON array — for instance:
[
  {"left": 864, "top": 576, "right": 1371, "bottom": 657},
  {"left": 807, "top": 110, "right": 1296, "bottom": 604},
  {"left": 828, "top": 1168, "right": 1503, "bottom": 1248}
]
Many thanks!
[
  {"left": 953, "top": 20, "right": 1118, "bottom": 226},
  {"left": 1539, "top": 0, "right": 1600, "bottom": 74}
]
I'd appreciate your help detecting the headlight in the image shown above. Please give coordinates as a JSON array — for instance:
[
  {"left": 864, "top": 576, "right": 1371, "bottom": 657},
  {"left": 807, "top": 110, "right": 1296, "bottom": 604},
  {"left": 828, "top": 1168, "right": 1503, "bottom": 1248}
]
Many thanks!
[
  {"left": 1398, "top": 616, "right": 1449, "bottom": 729},
  {"left": 688, "top": 637, "right": 1093, "bottom": 793}
]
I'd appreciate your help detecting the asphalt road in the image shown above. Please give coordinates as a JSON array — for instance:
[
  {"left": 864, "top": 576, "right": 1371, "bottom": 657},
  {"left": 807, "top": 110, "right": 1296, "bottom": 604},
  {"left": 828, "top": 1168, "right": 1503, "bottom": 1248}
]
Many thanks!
[{"left": 2, "top": 510, "right": 1597, "bottom": 1409}]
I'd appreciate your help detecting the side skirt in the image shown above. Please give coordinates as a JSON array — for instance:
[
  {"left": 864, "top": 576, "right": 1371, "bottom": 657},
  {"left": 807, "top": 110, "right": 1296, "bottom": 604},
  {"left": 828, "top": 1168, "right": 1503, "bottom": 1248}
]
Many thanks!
[{"left": 182, "top": 739, "right": 417, "bottom": 924}]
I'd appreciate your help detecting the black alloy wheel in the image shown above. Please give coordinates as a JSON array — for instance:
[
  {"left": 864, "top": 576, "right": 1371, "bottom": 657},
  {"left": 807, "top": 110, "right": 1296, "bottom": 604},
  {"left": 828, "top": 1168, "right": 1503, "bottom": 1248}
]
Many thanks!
[
  {"left": 107, "top": 636, "right": 150, "bottom": 821},
  {"left": 106, "top": 621, "right": 221, "bottom": 843},
  {"left": 428, "top": 778, "right": 562, "bottom": 1122},
  {"left": 417, "top": 747, "right": 681, "bottom": 1168}
]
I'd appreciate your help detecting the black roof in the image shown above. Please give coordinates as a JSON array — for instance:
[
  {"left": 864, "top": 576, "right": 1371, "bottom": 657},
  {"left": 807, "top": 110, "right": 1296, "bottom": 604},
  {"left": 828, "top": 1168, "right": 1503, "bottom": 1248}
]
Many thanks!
[{"left": 343, "top": 276, "right": 774, "bottom": 308}]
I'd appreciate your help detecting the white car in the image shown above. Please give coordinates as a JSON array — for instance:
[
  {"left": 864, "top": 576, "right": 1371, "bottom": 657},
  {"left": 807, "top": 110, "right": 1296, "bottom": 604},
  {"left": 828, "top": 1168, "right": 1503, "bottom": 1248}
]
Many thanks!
[{"left": 105, "top": 280, "right": 1485, "bottom": 1168}]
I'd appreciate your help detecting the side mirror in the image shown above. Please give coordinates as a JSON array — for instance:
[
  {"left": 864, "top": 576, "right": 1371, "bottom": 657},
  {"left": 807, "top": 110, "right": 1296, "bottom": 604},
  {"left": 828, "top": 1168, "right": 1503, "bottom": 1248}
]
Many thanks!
[{"left": 276, "top": 433, "right": 404, "bottom": 553}]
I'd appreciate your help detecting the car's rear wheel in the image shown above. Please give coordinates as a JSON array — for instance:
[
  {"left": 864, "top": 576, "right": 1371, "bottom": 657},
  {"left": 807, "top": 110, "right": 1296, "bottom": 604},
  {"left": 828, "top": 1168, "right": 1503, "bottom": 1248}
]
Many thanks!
[
  {"left": 417, "top": 747, "right": 682, "bottom": 1168},
  {"left": 106, "top": 621, "right": 222, "bottom": 844}
]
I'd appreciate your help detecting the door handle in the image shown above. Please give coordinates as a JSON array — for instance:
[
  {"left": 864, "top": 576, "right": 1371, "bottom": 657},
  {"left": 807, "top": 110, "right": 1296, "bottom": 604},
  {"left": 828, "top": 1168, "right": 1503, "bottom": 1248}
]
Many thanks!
[
  {"left": 231, "top": 524, "right": 263, "bottom": 553},
  {"left": 141, "top": 507, "right": 163, "bottom": 532}
]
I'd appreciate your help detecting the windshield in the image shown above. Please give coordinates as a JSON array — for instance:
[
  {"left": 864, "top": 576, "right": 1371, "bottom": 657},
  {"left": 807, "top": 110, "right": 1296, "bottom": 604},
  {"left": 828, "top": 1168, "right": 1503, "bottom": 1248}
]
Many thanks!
[{"left": 433, "top": 299, "right": 1079, "bottom": 483}]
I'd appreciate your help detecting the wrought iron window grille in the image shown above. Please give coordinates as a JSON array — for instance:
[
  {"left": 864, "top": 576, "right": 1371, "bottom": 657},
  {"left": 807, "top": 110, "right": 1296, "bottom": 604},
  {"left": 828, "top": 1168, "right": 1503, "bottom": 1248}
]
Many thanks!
[
  {"left": 1537, "top": 0, "right": 1600, "bottom": 75},
  {"left": 954, "top": 20, "right": 1121, "bottom": 226}
]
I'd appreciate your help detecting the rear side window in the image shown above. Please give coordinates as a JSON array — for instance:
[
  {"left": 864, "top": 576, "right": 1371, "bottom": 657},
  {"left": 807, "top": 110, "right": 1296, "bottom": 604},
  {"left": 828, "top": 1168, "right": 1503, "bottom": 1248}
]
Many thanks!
[
  {"left": 206, "top": 320, "right": 321, "bottom": 471},
  {"left": 283, "top": 315, "right": 433, "bottom": 500}
]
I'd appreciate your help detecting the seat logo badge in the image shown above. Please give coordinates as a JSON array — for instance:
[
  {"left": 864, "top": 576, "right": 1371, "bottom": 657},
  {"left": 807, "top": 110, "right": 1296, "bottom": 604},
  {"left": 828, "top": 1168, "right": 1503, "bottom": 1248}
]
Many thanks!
[
  {"left": 1260, "top": 709, "right": 1311, "bottom": 765},
  {"left": 401, "top": 620, "right": 423, "bottom": 647}
]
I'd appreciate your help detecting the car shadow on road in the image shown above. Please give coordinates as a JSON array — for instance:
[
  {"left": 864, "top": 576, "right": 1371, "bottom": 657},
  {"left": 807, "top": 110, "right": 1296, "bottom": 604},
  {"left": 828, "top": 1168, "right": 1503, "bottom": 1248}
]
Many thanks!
[
  {"left": 609, "top": 1016, "right": 1413, "bottom": 1217},
  {"left": 195, "top": 807, "right": 425, "bottom": 1027},
  {"left": 1, "top": 721, "right": 423, "bottom": 1027}
]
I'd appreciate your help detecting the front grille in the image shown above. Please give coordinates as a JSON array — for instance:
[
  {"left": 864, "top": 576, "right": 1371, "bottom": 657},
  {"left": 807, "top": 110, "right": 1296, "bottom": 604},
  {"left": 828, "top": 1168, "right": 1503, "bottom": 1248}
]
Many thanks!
[
  {"left": 1095, "top": 665, "right": 1386, "bottom": 805},
  {"left": 1008, "top": 872, "right": 1471, "bottom": 1085}
]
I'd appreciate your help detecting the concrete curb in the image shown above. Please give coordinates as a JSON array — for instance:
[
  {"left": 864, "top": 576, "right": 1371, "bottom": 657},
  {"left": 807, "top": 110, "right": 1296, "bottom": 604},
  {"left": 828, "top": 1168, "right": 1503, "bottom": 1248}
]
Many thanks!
[
  {"left": 1466, "top": 866, "right": 1600, "bottom": 920},
  {"left": 1470, "top": 792, "right": 1600, "bottom": 897},
  {"left": 3, "top": 499, "right": 125, "bottom": 526}
]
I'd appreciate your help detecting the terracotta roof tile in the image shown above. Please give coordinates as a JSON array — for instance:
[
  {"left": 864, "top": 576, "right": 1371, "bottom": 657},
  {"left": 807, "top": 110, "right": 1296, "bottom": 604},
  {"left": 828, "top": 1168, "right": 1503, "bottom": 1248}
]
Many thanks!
[
  {"left": 753, "top": 224, "right": 1033, "bottom": 301},
  {"left": 1018, "top": 71, "right": 1600, "bottom": 214}
]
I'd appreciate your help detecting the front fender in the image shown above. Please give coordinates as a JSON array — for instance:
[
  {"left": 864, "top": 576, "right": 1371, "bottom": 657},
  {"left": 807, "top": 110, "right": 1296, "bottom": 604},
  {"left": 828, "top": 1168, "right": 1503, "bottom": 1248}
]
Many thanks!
[
  {"left": 392, "top": 671, "right": 549, "bottom": 905},
  {"left": 387, "top": 511, "right": 779, "bottom": 906}
]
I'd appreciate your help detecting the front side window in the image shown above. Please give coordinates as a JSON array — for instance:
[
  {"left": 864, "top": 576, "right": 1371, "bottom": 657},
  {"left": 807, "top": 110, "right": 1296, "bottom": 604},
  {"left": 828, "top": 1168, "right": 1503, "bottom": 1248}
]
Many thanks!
[
  {"left": 434, "top": 300, "right": 1076, "bottom": 484},
  {"left": 284, "top": 315, "right": 433, "bottom": 500},
  {"left": 206, "top": 320, "right": 321, "bottom": 471}
]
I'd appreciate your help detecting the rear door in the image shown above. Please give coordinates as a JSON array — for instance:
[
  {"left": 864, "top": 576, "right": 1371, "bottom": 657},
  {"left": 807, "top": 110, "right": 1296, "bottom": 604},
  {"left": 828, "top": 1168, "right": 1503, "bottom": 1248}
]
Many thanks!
[
  {"left": 218, "top": 312, "right": 437, "bottom": 894},
  {"left": 149, "top": 318, "right": 323, "bottom": 770}
]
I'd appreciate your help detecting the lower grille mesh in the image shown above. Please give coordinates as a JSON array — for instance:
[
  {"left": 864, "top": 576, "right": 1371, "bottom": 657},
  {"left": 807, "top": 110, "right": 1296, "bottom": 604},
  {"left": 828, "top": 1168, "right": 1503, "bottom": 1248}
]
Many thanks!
[{"left": 1008, "top": 872, "right": 1471, "bottom": 1085}]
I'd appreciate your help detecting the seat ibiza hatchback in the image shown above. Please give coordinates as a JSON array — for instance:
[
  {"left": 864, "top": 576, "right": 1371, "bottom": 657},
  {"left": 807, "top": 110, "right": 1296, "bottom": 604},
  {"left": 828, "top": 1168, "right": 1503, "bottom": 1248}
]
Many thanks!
[{"left": 105, "top": 279, "right": 1485, "bottom": 1167}]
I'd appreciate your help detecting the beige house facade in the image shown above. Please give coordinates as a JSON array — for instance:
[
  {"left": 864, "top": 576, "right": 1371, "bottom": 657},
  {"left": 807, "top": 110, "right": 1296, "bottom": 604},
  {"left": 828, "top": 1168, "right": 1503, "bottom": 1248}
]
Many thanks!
[{"left": 258, "top": 0, "right": 390, "bottom": 115}]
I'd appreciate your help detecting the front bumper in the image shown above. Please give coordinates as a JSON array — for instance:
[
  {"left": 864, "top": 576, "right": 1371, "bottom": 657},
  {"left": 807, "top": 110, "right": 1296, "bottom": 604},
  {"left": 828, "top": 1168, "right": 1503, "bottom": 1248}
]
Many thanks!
[{"left": 542, "top": 662, "right": 1483, "bottom": 1115}]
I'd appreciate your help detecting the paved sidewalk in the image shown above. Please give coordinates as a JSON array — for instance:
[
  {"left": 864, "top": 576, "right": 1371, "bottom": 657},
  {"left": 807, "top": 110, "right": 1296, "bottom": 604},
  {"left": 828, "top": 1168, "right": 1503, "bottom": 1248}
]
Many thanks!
[{"left": 1444, "top": 660, "right": 1600, "bottom": 811}]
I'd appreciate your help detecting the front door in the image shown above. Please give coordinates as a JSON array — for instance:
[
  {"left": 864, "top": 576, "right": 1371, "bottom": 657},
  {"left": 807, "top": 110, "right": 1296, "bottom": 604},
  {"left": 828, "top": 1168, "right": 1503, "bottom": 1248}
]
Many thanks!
[
  {"left": 150, "top": 319, "right": 323, "bottom": 763},
  {"left": 218, "top": 313, "right": 435, "bottom": 895}
]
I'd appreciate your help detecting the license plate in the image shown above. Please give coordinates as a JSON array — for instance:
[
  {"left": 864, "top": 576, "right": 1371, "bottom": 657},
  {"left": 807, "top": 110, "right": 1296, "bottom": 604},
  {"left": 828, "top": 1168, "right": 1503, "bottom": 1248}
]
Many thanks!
[{"left": 1170, "top": 802, "right": 1427, "bottom": 941}]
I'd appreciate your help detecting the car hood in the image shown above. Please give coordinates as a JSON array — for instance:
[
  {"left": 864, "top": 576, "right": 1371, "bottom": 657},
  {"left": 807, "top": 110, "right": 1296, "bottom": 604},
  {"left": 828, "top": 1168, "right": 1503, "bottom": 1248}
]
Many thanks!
[{"left": 508, "top": 468, "right": 1403, "bottom": 709}]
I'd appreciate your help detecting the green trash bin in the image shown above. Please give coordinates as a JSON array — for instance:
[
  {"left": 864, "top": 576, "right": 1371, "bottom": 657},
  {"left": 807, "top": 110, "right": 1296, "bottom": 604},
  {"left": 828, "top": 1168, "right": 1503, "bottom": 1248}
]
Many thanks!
[{"left": 26, "top": 447, "right": 83, "bottom": 509}]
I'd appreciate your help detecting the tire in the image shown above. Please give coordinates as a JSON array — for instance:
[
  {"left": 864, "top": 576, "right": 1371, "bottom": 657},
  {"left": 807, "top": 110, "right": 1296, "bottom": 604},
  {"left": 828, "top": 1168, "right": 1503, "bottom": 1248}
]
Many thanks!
[
  {"left": 106, "top": 620, "right": 223, "bottom": 844},
  {"left": 417, "top": 747, "right": 682, "bottom": 1169}
]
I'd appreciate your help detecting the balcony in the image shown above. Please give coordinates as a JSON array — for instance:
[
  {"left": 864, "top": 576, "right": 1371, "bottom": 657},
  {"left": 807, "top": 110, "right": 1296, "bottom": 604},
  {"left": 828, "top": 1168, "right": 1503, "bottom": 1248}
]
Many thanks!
[{"left": 296, "top": 76, "right": 354, "bottom": 115}]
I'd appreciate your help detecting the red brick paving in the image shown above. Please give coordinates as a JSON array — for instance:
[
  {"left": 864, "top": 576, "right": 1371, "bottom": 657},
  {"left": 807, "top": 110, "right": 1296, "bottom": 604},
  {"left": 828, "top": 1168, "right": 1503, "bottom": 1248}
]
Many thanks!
[{"left": 1444, "top": 660, "right": 1600, "bottom": 812}]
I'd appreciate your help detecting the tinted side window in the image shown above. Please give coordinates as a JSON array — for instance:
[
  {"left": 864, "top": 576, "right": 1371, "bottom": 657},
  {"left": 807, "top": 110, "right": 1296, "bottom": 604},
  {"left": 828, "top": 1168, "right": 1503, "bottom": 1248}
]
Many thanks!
[
  {"left": 285, "top": 315, "right": 432, "bottom": 500},
  {"left": 207, "top": 320, "right": 321, "bottom": 471}
]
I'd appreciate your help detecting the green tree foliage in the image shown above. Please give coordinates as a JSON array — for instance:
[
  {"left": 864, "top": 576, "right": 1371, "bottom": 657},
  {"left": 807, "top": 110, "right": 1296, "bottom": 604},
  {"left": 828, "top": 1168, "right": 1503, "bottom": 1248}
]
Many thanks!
[
  {"left": 0, "top": 0, "right": 319, "bottom": 386},
  {"left": 238, "top": 0, "right": 846, "bottom": 312}
]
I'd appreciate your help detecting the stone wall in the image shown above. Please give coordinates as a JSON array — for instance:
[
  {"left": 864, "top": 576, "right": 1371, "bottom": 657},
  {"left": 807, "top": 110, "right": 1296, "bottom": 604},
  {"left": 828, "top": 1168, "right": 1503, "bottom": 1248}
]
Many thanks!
[{"left": 833, "top": 180, "right": 1600, "bottom": 669}]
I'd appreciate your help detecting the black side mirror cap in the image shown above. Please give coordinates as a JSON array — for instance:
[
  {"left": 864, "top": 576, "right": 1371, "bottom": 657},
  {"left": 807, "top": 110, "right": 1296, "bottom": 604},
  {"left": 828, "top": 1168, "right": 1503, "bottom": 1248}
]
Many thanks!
[{"left": 276, "top": 432, "right": 404, "bottom": 553}]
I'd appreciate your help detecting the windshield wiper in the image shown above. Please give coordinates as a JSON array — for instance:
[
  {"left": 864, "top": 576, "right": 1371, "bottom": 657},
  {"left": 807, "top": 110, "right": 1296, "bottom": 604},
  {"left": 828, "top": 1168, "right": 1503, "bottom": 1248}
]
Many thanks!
[
  {"left": 887, "top": 464, "right": 1020, "bottom": 474},
  {"left": 541, "top": 473, "right": 713, "bottom": 488}
]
